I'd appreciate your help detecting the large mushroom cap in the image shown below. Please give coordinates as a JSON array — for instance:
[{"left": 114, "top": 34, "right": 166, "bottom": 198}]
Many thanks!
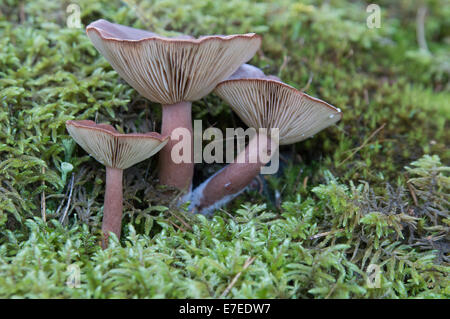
[
  {"left": 66, "top": 120, "right": 168, "bottom": 170},
  {"left": 86, "top": 19, "right": 262, "bottom": 105},
  {"left": 214, "top": 78, "right": 342, "bottom": 145}
]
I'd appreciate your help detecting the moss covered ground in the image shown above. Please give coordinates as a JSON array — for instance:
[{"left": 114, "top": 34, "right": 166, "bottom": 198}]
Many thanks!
[{"left": 0, "top": 0, "right": 448, "bottom": 298}]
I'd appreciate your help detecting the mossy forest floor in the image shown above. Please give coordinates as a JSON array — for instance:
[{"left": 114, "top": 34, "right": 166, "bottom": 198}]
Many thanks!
[{"left": 0, "top": 0, "right": 449, "bottom": 298}]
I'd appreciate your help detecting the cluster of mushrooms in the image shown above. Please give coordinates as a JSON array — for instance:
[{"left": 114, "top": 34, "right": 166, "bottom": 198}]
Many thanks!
[{"left": 66, "top": 19, "right": 342, "bottom": 248}]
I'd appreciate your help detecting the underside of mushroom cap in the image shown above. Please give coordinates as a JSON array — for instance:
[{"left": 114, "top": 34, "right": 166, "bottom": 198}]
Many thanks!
[
  {"left": 66, "top": 120, "right": 168, "bottom": 170},
  {"left": 214, "top": 79, "right": 342, "bottom": 145},
  {"left": 86, "top": 19, "right": 262, "bottom": 105}
]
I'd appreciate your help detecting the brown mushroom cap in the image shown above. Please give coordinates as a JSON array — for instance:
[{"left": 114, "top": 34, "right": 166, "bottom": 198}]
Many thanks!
[
  {"left": 214, "top": 79, "right": 342, "bottom": 145},
  {"left": 66, "top": 120, "right": 168, "bottom": 170},
  {"left": 86, "top": 19, "right": 262, "bottom": 105},
  {"left": 227, "top": 63, "right": 282, "bottom": 82},
  {"left": 228, "top": 63, "right": 266, "bottom": 80}
]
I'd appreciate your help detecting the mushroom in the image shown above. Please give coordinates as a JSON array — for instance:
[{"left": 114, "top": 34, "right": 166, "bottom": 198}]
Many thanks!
[
  {"left": 189, "top": 70, "right": 342, "bottom": 215},
  {"left": 227, "top": 63, "right": 266, "bottom": 80},
  {"left": 66, "top": 120, "right": 168, "bottom": 248},
  {"left": 86, "top": 19, "right": 262, "bottom": 198}
]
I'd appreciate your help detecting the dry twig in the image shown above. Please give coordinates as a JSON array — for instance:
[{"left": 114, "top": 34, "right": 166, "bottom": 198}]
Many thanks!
[
  {"left": 220, "top": 256, "right": 256, "bottom": 298},
  {"left": 407, "top": 181, "right": 419, "bottom": 206},
  {"left": 41, "top": 167, "right": 46, "bottom": 222},
  {"left": 338, "top": 123, "right": 386, "bottom": 167},
  {"left": 301, "top": 72, "right": 314, "bottom": 92},
  {"left": 309, "top": 228, "right": 344, "bottom": 240},
  {"left": 59, "top": 174, "right": 75, "bottom": 224}
]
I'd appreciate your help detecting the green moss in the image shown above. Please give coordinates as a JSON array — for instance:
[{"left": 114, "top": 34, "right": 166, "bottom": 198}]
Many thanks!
[
  {"left": 0, "top": 0, "right": 448, "bottom": 298},
  {"left": 1, "top": 155, "right": 448, "bottom": 298}
]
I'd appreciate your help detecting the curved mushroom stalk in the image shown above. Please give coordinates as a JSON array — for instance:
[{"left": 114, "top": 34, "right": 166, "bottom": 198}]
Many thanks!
[
  {"left": 66, "top": 120, "right": 168, "bottom": 248},
  {"left": 86, "top": 19, "right": 262, "bottom": 197},
  {"left": 190, "top": 132, "right": 278, "bottom": 215},
  {"left": 190, "top": 70, "right": 343, "bottom": 215}
]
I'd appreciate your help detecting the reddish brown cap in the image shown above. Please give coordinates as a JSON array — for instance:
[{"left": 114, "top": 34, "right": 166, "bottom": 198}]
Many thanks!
[
  {"left": 227, "top": 63, "right": 266, "bottom": 80},
  {"left": 86, "top": 19, "right": 262, "bottom": 105},
  {"left": 66, "top": 120, "right": 168, "bottom": 169},
  {"left": 214, "top": 78, "right": 342, "bottom": 145}
]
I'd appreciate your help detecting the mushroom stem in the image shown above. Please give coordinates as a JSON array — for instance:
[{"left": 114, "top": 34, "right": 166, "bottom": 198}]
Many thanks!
[
  {"left": 158, "top": 101, "right": 194, "bottom": 194},
  {"left": 102, "top": 167, "right": 123, "bottom": 248},
  {"left": 190, "top": 132, "right": 278, "bottom": 215}
]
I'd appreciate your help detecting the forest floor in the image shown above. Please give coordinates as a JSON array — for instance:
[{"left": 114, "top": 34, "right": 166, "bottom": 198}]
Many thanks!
[{"left": 0, "top": 0, "right": 448, "bottom": 298}]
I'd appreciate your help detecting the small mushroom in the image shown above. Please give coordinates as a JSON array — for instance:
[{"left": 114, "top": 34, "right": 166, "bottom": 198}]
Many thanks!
[
  {"left": 66, "top": 120, "right": 168, "bottom": 248},
  {"left": 86, "top": 19, "right": 262, "bottom": 197},
  {"left": 190, "top": 71, "right": 342, "bottom": 215}
]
